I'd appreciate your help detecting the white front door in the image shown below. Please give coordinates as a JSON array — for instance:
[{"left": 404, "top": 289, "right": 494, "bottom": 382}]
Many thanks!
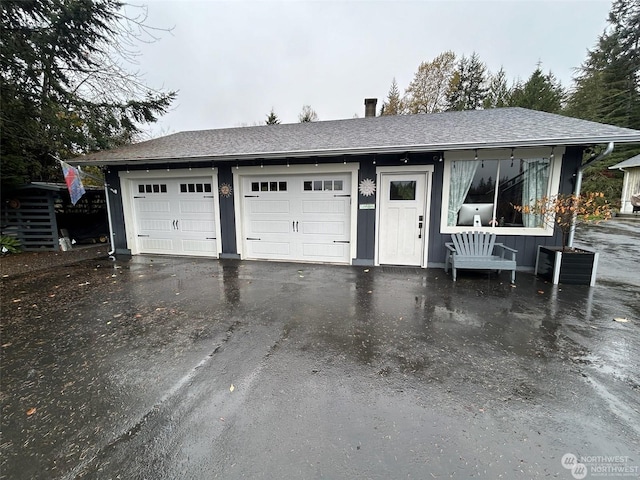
[
  {"left": 378, "top": 172, "right": 427, "bottom": 266},
  {"left": 241, "top": 173, "right": 352, "bottom": 263},
  {"left": 131, "top": 176, "right": 219, "bottom": 257}
]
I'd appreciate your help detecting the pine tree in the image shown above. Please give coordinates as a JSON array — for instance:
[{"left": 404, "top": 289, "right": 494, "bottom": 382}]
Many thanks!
[
  {"left": 565, "top": 0, "right": 640, "bottom": 129},
  {"left": 0, "top": 0, "right": 176, "bottom": 187},
  {"left": 446, "top": 52, "right": 488, "bottom": 111},
  {"left": 564, "top": 0, "right": 640, "bottom": 200},
  {"left": 509, "top": 65, "right": 564, "bottom": 113},
  {"left": 265, "top": 109, "right": 281, "bottom": 125},
  {"left": 483, "top": 68, "right": 512, "bottom": 109},
  {"left": 380, "top": 78, "right": 403, "bottom": 115}
]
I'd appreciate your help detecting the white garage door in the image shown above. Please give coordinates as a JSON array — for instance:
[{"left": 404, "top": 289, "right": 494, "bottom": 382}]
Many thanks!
[
  {"left": 242, "top": 173, "right": 351, "bottom": 263},
  {"left": 132, "top": 177, "right": 219, "bottom": 257}
]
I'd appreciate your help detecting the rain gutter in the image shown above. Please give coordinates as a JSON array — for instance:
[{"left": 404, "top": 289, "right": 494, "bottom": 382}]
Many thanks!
[{"left": 567, "top": 142, "right": 614, "bottom": 248}]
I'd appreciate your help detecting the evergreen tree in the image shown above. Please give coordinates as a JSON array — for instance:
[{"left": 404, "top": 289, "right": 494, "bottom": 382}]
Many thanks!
[
  {"left": 265, "top": 108, "right": 280, "bottom": 125},
  {"left": 380, "top": 78, "right": 403, "bottom": 115},
  {"left": 404, "top": 51, "right": 457, "bottom": 114},
  {"left": 0, "top": 0, "right": 176, "bottom": 188},
  {"left": 446, "top": 52, "right": 488, "bottom": 111},
  {"left": 564, "top": 0, "right": 640, "bottom": 200},
  {"left": 565, "top": 0, "right": 640, "bottom": 129},
  {"left": 509, "top": 65, "right": 564, "bottom": 113},
  {"left": 483, "top": 68, "right": 512, "bottom": 109}
]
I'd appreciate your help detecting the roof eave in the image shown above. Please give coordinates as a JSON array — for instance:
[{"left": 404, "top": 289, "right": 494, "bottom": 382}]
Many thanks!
[{"left": 70, "top": 135, "right": 640, "bottom": 166}]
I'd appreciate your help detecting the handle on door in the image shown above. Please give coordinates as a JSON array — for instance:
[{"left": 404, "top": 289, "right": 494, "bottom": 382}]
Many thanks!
[
  {"left": 175, "top": 219, "right": 179, "bottom": 230},
  {"left": 418, "top": 221, "right": 423, "bottom": 239},
  {"left": 172, "top": 220, "right": 176, "bottom": 230},
  {"left": 292, "top": 221, "right": 299, "bottom": 232},
  {"left": 296, "top": 221, "right": 299, "bottom": 232}
]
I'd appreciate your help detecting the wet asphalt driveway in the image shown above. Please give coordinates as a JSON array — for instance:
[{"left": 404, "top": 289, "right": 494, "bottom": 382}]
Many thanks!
[{"left": 2, "top": 220, "right": 639, "bottom": 479}]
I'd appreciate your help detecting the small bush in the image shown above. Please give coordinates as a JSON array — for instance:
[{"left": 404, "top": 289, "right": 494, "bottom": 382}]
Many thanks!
[{"left": 0, "top": 235, "right": 22, "bottom": 254}]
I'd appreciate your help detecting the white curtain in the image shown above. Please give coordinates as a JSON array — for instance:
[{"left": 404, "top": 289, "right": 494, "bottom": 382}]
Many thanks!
[
  {"left": 448, "top": 161, "right": 479, "bottom": 226},
  {"left": 521, "top": 159, "right": 550, "bottom": 227}
]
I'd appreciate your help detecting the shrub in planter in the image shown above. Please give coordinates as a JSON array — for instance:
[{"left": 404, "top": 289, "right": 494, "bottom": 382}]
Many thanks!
[{"left": 514, "top": 193, "right": 611, "bottom": 285}]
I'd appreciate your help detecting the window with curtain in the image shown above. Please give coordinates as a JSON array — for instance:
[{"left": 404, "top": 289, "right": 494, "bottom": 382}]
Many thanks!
[{"left": 446, "top": 156, "right": 551, "bottom": 228}]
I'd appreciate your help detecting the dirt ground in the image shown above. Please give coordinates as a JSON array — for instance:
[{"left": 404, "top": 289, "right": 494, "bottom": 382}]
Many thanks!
[{"left": 1, "top": 245, "right": 109, "bottom": 277}]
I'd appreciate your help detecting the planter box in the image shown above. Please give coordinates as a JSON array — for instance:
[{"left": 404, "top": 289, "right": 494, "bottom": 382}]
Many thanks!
[{"left": 534, "top": 245, "right": 599, "bottom": 286}]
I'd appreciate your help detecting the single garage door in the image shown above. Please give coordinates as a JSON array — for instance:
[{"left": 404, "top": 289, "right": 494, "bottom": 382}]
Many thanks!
[
  {"left": 132, "top": 177, "right": 219, "bottom": 257},
  {"left": 241, "top": 173, "right": 351, "bottom": 263}
]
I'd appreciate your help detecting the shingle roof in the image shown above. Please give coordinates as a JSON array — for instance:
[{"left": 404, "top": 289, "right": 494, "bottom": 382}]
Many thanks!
[
  {"left": 73, "top": 107, "right": 640, "bottom": 166},
  {"left": 609, "top": 153, "right": 640, "bottom": 169}
]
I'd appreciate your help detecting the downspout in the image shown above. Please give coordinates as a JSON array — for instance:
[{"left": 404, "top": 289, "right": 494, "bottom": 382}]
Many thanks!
[
  {"left": 102, "top": 168, "right": 117, "bottom": 258},
  {"left": 567, "top": 142, "right": 614, "bottom": 247}
]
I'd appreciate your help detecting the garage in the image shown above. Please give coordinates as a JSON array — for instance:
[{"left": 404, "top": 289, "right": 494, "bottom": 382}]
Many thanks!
[
  {"left": 123, "top": 171, "right": 221, "bottom": 257},
  {"left": 236, "top": 166, "right": 356, "bottom": 264}
]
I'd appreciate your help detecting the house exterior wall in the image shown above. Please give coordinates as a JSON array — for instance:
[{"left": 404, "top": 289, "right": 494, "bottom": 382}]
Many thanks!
[{"left": 103, "top": 145, "right": 583, "bottom": 270}]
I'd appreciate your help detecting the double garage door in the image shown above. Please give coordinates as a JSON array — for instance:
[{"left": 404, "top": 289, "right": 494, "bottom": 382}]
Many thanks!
[
  {"left": 128, "top": 170, "right": 353, "bottom": 264},
  {"left": 241, "top": 173, "right": 352, "bottom": 264},
  {"left": 131, "top": 176, "right": 219, "bottom": 257}
]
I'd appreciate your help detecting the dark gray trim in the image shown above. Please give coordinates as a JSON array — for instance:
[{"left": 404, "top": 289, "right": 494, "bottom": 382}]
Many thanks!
[
  {"left": 352, "top": 258, "right": 374, "bottom": 266},
  {"left": 217, "top": 165, "right": 238, "bottom": 255},
  {"left": 220, "top": 253, "right": 241, "bottom": 259},
  {"left": 356, "top": 156, "right": 377, "bottom": 261},
  {"left": 105, "top": 169, "right": 128, "bottom": 252}
]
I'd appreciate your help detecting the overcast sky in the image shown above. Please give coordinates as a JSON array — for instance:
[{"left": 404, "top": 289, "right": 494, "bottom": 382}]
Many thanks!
[{"left": 129, "top": 0, "right": 613, "bottom": 138}]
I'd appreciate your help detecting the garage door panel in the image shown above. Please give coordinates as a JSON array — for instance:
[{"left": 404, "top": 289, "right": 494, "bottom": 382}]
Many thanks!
[
  {"left": 181, "top": 239, "right": 217, "bottom": 254},
  {"left": 249, "top": 200, "right": 290, "bottom": 214},
  {"left": 248, "top": 241, "right": 291, "bottom": 256},
  {"left": 179, "top": 201, "right": 215, "bottom": 214},
  {"left": 249, "top": 220, "right": 290, "bottom": 234},
  {"left": 180, "top": 219, "right": 216, "bottom": 233},
  {"left": 302, "top": 242, "right": 348, "bottom": 258},
  {"left": 302, "top": 199, "right": 347, "bottom": 214},
  {"left": 140, "top": 219, "right": 174, "bottom": 231},
  {"left": 140, "top": 238, "right": 174, "bottom": 251},
  {"left": 302, "top": 221, "right": 345, "bottom": 235},
  {"left": 138, "top": 201, "right": 171, "bottom": 213}
]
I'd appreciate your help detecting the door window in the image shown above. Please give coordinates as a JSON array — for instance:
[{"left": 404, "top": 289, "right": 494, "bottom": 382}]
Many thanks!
[{"left": 389, "top": 181, "right": 416, "bottom": 200}]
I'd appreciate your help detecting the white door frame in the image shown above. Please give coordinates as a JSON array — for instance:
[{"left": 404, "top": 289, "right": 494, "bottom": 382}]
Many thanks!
[
  {"left": 119, "top": 168, "right": 222, "bottom": 256},
  {"left": 375, "top": 165, "right": 434, "bottom": 268},
  {"left": 233, "top": 164, "right": 359, "bottom": 262}
]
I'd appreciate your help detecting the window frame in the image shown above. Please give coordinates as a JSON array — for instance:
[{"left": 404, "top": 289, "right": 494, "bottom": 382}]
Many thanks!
[{"left": 440, "top": 147, "right": 563, "bottom": 236}]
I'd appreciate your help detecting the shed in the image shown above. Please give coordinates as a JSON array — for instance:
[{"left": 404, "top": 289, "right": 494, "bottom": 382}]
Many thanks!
[
  {"left": 609, "top": 154, "right": 640, "bottom": 214},
  {"left": 1, "top": 182, "right": 108, "bottom": 251}
]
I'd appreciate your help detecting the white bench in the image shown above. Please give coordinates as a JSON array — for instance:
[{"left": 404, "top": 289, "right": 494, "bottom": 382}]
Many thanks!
[{"left": 444, "top": 232, "right": 518, "bottom": 283}]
